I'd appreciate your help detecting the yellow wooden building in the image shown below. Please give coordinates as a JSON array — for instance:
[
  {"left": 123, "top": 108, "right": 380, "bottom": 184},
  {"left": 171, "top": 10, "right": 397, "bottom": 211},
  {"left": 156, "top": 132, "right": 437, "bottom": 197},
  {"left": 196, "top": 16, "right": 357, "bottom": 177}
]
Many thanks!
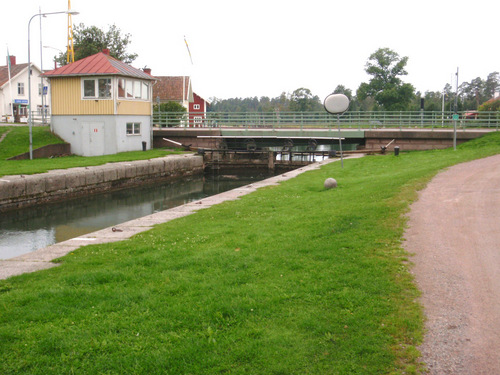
[{"left": 44, "top": 50, "right": 155, "bottom": 156}]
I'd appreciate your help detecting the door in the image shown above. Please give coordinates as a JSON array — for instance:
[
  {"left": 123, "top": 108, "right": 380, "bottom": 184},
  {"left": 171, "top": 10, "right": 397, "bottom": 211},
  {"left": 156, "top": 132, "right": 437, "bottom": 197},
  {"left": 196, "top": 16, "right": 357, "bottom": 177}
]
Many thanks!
[{"left": 81, "top": 122, "right": 105, "bottom": 156}]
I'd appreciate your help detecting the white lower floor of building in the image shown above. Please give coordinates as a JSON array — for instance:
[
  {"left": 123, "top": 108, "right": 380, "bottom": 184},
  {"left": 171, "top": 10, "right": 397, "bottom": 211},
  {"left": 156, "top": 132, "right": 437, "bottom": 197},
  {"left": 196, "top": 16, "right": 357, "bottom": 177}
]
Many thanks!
[{"left": 52, "top": 115, "right": 151, "bottom": 156}]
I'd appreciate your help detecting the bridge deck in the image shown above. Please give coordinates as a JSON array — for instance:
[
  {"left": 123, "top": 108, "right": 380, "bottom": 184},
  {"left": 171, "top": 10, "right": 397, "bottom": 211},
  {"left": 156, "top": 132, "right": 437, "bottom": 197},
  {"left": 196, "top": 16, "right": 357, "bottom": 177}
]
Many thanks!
[
  {"left": 197, "top": 135, "right": 344, "bottom": 140},
  {"left": 153, "top": 127, "right": 497, "bottom": 152}
]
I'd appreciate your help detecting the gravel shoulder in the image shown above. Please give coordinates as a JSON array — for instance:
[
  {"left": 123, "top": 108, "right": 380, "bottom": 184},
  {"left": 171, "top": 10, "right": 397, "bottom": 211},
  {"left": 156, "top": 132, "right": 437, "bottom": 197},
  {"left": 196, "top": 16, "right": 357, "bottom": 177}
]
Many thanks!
[{"left": 404, "top": 154, "right": 500, "bottom": 374}]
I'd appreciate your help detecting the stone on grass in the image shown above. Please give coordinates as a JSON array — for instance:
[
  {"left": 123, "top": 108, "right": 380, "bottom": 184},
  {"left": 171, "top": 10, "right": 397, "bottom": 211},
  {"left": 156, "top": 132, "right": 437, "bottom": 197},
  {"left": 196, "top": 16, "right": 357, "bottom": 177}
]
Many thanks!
[{"left": 324, "top": 178, "right": 337, "bottom": 189}]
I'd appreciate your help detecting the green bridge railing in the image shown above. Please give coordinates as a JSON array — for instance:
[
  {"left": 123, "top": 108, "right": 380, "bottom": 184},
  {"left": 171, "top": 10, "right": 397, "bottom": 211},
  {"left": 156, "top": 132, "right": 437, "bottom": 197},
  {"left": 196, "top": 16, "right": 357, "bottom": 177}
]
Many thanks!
[{"left": 152, "top": 111, "right": 500, "bottom": 130}]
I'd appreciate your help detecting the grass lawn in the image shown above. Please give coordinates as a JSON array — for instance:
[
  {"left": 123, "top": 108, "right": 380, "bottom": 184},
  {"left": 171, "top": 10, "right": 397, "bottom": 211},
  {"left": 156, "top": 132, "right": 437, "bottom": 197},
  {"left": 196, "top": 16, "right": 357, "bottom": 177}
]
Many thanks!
[
  {"left": 0, "top": 126, "right": 184, "bottom": 177},
  {"left": 0, "top": 132, "right": 499, "bottom": 374}
]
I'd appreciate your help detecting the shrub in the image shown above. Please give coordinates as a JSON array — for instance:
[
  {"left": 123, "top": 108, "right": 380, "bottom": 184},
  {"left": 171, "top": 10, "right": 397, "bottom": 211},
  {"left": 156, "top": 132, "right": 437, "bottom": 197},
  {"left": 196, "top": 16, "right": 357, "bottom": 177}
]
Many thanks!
[{"left": 478, "top": 97, "right": 500, "bottom": 112}]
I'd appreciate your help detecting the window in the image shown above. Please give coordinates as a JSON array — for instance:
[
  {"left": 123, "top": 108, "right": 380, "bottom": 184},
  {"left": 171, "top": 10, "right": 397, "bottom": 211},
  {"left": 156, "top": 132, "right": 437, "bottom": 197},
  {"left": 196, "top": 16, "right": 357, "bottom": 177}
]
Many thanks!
[
  {"left": 18, "top": 82, "right": 25, "bottom": 96},
  {"left": 83, "top": 79, "right": 95, "bottom": 97},
  {"left": 193, "top": 104, "right": 200, "bottom": 110},
  {"left": 98, "top": 78, "right": 112, "bottom": 98},
  {"left": 118, "top": 79, "right": 125, "bottom": 98},
  {"left": 82, "top": 78, "right": 112, "bottom": 99},
  {"left": 118, "top": 78, "right": 149, "bottom": 100},
  {"left": 38, "top": 84, "right": 42, "bottom": 96},
  {"left": 126, "top": 122, "right": 141, "bottom": 135},
  {"left": 194, "top": 116, "right": 203, "bottom": 124},
  {"left": 141, "top": 82, "right": 149, "bottom": 100},
  {"left": 126, "top": 80, "right": 134, "bottom": 98},
  {"left": 134, "top": 81, "right": 141, "bottom": 99}
]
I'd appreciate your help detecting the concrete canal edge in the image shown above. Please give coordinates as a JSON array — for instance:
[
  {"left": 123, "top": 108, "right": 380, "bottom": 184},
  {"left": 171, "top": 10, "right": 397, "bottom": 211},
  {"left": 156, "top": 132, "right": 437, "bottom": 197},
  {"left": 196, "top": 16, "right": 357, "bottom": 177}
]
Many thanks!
[
  {"left": 0, "top": 155, "right": 362, "bottom": 280},
  {"left": 0, "top": 154, "right": 204, "bottom": 213}
]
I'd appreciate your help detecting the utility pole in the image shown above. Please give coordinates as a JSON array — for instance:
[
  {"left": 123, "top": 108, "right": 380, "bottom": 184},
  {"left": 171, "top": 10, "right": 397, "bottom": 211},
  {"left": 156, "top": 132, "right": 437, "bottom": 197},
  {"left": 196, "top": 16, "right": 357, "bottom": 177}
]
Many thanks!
[{"left": 453, "top": 67, "right": 459, "bottom": 150}]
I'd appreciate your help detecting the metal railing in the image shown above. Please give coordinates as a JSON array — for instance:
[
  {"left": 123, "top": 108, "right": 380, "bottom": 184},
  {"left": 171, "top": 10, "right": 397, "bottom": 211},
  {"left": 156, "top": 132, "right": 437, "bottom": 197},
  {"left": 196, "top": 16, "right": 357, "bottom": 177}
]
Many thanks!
[
  {"left": 31, "top": 112, "right": 51, "bottom": 125},
  {"left": 152, "top": 111, "right": 500, "bottom": 130}
]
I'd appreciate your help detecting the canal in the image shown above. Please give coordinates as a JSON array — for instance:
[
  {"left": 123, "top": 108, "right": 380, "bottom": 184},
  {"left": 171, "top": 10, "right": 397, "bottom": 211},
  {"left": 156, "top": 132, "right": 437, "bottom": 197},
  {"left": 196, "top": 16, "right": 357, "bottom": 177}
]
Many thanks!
[{"left": 0, "top": 171, "right": 273, "bottom": 260}]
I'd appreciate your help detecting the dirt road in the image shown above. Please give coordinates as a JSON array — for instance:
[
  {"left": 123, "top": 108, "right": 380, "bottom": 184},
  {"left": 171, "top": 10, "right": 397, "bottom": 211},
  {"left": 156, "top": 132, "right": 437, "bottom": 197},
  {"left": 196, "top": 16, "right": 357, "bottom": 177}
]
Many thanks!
[{"left": 405, "top": 154, "right": 500, "bottom": 374}]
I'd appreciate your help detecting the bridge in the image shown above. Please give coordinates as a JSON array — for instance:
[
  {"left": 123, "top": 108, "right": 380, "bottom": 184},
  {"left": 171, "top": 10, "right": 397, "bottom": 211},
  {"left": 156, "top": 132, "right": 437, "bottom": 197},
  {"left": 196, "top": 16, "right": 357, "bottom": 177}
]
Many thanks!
[{"left": 153, "top": 111, "right": 499, "bottom": 152}]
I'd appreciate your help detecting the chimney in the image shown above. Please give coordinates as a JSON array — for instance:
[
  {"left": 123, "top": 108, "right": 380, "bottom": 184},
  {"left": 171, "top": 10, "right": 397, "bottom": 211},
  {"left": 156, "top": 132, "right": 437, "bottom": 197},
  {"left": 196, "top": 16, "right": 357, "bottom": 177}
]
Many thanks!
[
  {"left": 102, "top": 48, "right": 110, "bottom": 56},
  {"left": 143, "top": 68, "right": 152, "bottom": 75},
  {"left": 7, "top": 55, "right": 16, "bottom": 66}
]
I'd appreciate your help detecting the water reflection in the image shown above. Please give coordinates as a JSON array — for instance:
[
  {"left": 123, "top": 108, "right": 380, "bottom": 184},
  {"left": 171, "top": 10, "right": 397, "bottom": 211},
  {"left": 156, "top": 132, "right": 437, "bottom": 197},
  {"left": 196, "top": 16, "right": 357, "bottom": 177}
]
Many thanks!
[{"left": 0, "top": 173, "right": 269, "bottom": 259}]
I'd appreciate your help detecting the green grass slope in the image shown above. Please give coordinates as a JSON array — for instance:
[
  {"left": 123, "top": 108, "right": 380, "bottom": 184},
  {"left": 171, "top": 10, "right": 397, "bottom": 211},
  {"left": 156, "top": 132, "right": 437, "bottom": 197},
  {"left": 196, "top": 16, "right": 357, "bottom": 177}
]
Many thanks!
[
  {"left": 0, "top": 132, "right": 499, "bottom": 374},
  {"left": 0, "top": 126, "right": 183, "bottom": 177}
]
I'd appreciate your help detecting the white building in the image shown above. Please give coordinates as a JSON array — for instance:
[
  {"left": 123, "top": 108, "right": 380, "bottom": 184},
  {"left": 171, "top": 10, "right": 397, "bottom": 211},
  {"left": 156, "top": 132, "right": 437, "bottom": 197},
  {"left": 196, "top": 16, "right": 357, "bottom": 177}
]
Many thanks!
[{"left": 0, "top": 56, "right": 49, "bottom": 123}]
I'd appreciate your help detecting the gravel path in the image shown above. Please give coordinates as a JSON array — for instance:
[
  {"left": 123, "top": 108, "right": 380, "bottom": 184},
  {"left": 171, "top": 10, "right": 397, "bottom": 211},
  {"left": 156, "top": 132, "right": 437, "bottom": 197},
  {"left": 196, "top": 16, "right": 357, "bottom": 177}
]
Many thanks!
[{"left": 405, "top": 154, "right": 500, "bottom": 374}]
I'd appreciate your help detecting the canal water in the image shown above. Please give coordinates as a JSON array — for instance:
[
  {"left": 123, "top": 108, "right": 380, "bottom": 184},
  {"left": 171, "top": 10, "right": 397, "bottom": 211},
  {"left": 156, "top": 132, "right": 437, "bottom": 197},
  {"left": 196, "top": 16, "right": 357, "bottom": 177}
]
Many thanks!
[{"left": 0, "top": 172, "right": 273, "bottom": 260}]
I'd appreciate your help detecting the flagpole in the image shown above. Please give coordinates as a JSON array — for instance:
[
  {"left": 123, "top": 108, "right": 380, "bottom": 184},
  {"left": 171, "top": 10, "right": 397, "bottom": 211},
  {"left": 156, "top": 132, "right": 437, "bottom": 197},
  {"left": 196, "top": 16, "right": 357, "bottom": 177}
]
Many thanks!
[
  {"left": 39, "top": 7, "right": 45, "bottom": 126},
  {"left": 7, "top": 46, "right": 13, "bottom": 119},
  {"left": 183, "top": 36, "right": 194, "bottom": 126}
]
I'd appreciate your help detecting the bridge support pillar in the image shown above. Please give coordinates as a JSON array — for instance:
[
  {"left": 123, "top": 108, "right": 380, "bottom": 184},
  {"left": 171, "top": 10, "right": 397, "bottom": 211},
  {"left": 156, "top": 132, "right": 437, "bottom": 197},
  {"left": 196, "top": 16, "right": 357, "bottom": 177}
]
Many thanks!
[{"left": 268, "top": 151, "right": 275, "bottom": 171}]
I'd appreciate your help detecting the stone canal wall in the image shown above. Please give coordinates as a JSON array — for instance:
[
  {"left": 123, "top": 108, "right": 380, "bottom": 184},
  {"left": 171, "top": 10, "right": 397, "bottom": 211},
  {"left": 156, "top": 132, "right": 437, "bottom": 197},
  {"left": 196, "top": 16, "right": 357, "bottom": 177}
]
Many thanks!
[{"left": 0, "top": 154, "right": 203, "bottom": 213}]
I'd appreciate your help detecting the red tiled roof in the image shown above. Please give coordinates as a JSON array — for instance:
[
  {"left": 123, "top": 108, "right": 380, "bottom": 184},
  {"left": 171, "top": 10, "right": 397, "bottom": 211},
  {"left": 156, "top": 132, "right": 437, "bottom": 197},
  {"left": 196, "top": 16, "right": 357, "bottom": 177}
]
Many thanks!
[
  {"left": 0, "top": 63, "right": 29, "bottom": 88},
  {"left": 43, "top": 52, "right": 154, "bottom": 80},
  {"left": 153, "top": 76, "right": 191, "bottom": 101}
]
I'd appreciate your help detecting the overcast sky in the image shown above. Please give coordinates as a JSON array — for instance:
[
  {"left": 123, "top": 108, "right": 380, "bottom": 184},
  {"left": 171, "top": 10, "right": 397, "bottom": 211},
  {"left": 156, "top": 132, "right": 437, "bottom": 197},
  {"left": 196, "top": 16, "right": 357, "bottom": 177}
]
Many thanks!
[{"left": 2, "top": 0, "right": 499, "bottom": 101}]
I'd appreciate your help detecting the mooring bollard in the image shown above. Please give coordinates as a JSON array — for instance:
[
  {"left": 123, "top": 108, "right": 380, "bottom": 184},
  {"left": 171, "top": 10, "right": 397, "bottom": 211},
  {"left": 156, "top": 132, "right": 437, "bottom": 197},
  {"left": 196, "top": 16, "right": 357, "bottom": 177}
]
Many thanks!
[{"left": 394, "top": 146, "right": 400, "bottom": 156}]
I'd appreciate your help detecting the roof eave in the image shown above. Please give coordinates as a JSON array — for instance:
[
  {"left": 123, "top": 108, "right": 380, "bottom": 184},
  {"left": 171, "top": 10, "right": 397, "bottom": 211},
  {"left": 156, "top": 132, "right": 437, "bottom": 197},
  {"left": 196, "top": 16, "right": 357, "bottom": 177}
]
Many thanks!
[{"left": 44, "top": 72, "right": 156, "bottom": 80}]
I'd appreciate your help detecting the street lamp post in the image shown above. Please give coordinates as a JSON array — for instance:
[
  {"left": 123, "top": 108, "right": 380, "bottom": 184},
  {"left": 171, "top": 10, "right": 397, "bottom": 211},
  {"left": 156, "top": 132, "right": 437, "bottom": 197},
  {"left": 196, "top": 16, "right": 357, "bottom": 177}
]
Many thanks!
[
  {"left": 27, "top": 10, "right": 78, "bottom": 160},
  {"left": 43, "top": 46, "right": 63, "bottom": 69}
]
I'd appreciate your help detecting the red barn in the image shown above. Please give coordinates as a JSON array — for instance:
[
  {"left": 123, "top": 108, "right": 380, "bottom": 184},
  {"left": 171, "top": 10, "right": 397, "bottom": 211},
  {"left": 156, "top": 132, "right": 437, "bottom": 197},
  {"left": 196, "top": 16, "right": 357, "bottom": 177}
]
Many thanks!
[{"left": 188, "top": 92, "right": 210, "bottom": 127}]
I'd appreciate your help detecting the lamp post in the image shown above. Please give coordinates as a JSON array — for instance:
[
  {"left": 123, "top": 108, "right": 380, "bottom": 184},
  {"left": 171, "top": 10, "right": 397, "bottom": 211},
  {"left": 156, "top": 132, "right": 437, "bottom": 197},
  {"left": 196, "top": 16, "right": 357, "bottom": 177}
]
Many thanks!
[
  {"left": 453, "top": 67, "right": 459, "bottom": 151},
  {"left": 28, "top": 10, "right": 79, "bottom": 160},
  {"left": 43, "top": 46, "right": 63, "bottom": 69}
]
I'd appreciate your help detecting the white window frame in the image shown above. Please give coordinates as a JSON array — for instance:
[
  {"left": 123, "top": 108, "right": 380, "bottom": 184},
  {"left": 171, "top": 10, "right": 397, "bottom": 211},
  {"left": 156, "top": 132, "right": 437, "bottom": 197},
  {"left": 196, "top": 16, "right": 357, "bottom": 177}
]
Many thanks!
[
  {"left": 82, "top": 77, "right": 112, "bottom": 99},
  {"left": 126, "top": 122, "right": 141, "bottom": 135},
  {"left": 18, "top": 82, "right": 25, "bottom": 96},
  {"left": 118, "top": 78, "right": 149, "bottom": 101},
  {"left": 193, "top": 104, "right": 200, "bottom": 110}
]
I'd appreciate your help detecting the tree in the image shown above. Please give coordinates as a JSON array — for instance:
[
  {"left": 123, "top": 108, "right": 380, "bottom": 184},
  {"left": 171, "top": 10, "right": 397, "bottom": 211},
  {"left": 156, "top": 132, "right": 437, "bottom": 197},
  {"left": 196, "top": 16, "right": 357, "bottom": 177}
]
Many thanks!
[
  {"left": 457, "top": 72, "right": 500, "bottom": 110},
  {"left": 271, "top": 92, "right": 292, "bottom": 112},
  {"left": 422, "top": 91, "right": 444, "bottom": 112},
  {"left": 332, "top": 85, "right": 353, "bottom": 101},
  {"left": 484, "top": 72, "right": 499, "bottom": 99},
  {"left": 153, "top": 101, "right": 186, "bottom": 127},
  {"left": 56, "top": 23, "right": 138, "bottom": 65},
  {"left": 356, "top": 48, "right": 415, "bottom": 111},
  {"left": 460, "top": 77, "right": 485, "bottom": 109},
  {"left": 442, "top": 83, "right": 455, "bottom": 112},
  {"left": 289, "top": 88, "right": 323, "bottom": 112}
]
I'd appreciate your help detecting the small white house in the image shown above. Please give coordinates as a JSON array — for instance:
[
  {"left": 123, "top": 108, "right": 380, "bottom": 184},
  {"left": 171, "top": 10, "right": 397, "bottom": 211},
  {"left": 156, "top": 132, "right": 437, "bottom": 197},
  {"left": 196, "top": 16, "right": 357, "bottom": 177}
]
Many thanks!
[
  {"left": 43, "top": 50, "right": 155, "bottom": 156},
  {"left": 0, "top": 56, "right": 49, "bottom": 123}
]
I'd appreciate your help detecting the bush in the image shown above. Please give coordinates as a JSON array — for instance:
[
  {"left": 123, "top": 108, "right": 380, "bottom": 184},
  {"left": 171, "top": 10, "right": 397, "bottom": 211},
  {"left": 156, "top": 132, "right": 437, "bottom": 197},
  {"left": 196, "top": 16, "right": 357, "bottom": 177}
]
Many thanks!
[
  {"left": 478, "top": 97, "right": 500, "bottom": 112},
  {"left": 153, "top": 101, "right": 187, "bottom": 127}
]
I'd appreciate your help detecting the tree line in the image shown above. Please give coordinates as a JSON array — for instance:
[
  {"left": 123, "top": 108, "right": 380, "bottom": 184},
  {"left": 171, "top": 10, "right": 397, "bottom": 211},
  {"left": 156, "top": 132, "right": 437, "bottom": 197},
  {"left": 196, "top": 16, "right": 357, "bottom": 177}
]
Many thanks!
[
  {"left": 56, "top": 24, "right": 500, "bottom": 113},
  {"left": 210, "top": 48, "right": 499, "bottom": 113}
]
